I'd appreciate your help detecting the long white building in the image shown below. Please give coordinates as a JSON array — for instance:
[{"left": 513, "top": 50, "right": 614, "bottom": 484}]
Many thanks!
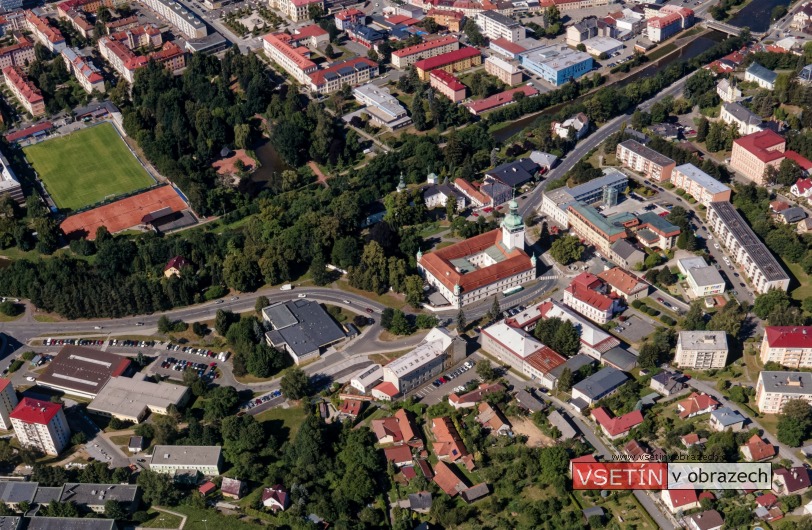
[
  {"left": 760, "top": 326, "right": 812, "bottom": 368},
  {"left": 381, "top": 327, "right": 460, "bottom": 393},
  {"left": 476, "top": 10, "right": 525, "bottom": 42},
  {"left": 706, "top": 201, "right": 790, "bottom": 294},
  {"left": 675, "top": 331, "right": 728, "bottom": 369},
  {"left": 139, "top": 0, "right": 208, "bottom": 38}
]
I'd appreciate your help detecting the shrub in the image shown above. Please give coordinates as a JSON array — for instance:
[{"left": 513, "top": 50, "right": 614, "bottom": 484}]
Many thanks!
[
  {"left": 8, "top": 360, "right": 23, "bottom": 373},
  {"left": 631, "top": 300, "right": 643, "bottom": 309},
  {"left": 204, "top": 285, "right": 228, "bottom": 301},
  {"left": 21, "top": 351, "right": 35, "bottom": 361}
]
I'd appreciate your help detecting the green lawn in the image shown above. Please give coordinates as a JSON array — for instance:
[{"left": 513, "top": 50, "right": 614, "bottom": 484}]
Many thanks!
[
  {"left": 254, "top": 404, "right": 308, "bottom": 439},
  {"left": 24, "top": 123, "right": 154, "bottom": 211},
  {"left": 141, "top": 509, "right": 183, "bottom": 529},
  {"left": 169, "top": 505, "right": 259, "bottom": 530}
]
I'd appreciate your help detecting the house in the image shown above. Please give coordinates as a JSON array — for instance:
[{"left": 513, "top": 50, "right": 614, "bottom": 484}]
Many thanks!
[
  {"left": 648, "top": 123, "right": 680, "bottom": 140},
  {"left": 371, "top": 408, "right": 420, "bottom": 445},
  {"left": 384, "top": 445, "right": 414, "bottom": 467},
  {"left": 792, "top": 177, "right": 812, "bottom": 198},
  {"left": 661, "top": 489, "right": 699, "bottom": 514},
  {"left": 337, "top": 399, "right": 364, "bottom": 420},
  {"left": 650, "top": 371, "right": 683, "bottom": 396},
  {"left": 198, "top": 481, "right": 216, "bottom": 496},
  {"left": 128, "top": 436, "right": 144, "bottom": 453},
  {"left": 448, "top": 383, "right": 505, "bottom": 409},
  {"left": 596, "top": 267, "right": 649, "bottom": 301},
  {"left": 552, "top": 113, "right": 589, "bottom": 140},
  {"left": 676, "top": 392, "right": 720, "bottom": 419},
  {"left": 779, "top": 207, "right": 807, "bottom": 224},
  {"left": 569, "top": 454, "right": 598, "bottom": 477},
  {"left": 720, "top": 102, "right": 763, "bottom": 135},
  {"left": 475, "top": 402, "right": 512, "bottom": 436},
  {"left": 513, "top": 389, "right": 546, "bottom": 413},
  {"left": 432, "top": 417, "right": 468, "bottom": 462},
  {"left": 799, "top": 218, "right": 812, "bottom": 234},
  {"left": 163, "top": 256, "right": 188, "bottom": 277},
  {"left": 756, "top": 493, "right": 778, "bottom": 508},
  {"left": 461, "top": 483, "right": 490, "bottom": 503},
  {"left": 740, "top": 434, "right": 776, "bottom": 462},
  {"left": 624, "top": 439, "right": 665, "bottom": 462},
  {"left": 371, "top": 382, "right": 399, "bottom": 401},
  {"left": 571, "top": 367, "right": 629, "bottom": 409},
  {"left": 773, "top": 467, "right": 811, "bottom": 495},
  {"left": 717, "top": 78, "right": 742, "bottom": 103},
  {"left": 708, "top": 407, "right": 746, "bottom": 432},
  {"left": 548, "top": 409, "right": 578, "bottom": 439},
  {"left": 685, "top": 510, "right": 724, "bottom": 530},
  {"left": 590, "top": 407, "right": 643, "bottom": 440},
  {"left": 262, "top": 485, "right": 289, "bottom": 511},
  {"left": 745, "top": 62, "right": 778, "bottom": 90},
  {"left": 582, "top": 507, "right": 605, "bottom": 523},
  {"left": 682, "top": 433, "right": 701, "bottom": 447},
  {"left": 433, "top": 460, "right": 468, "bottom": 496},
  {"left": 407, "top": 491, "right": 432, "bottom": 513},
  {"left": 221, "top": 478, "right": 245, "bottom": 499}
]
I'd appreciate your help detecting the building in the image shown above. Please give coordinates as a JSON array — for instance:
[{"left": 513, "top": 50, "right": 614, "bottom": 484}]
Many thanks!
[
  {"left": 414, "top": 46, "right": 481, "bottom": 81},
  {"left": 430, "top": 69, "right": 466, "bottom": 102},
  {"left": 292, "top": 23, "right": 328, "bottom": 47},
  {"left": 448, "top": 383, "right": 505, "bottom": 409},
  {"left": 0, "top": 150, "right": 23, "bottom": 204},
  {"left": 760, "top": 326, "right": 812, "bottom": 368},
  {"left": 720, "top": 102, "right": 763, "bottom": 135},
  {"left": 709, "top": 407, "right": 746, "bottom": 432},
  {"left": 571, "top": 367, "right": 629, "bottom": 408},
  {"left": 453, "top": 177, "right": 489, "bottom": 207},
  {"left": 383, "top": 444, "right": 413, "bottom": 467},
  {"left": 475, "top": 10, "right": 524, "bottom": 42},
  {"left": 3, "top": 66, "right": 44, "bottom": 117},
  {"left": 616, "top": 140, "right": 675, "bottom": 182},
  {"left": 756, "top": 371, "right": 812, "bottom": 413},
  {"left": 740, "top": 434, "right": 776, "bottom": 462},
  {"left": 729, "top": 130, "right": 812, "bottom": 186},
  {"left": 539, "top": 169, "right": 628, "bottom": 227},
  {"left": 596, "top": 267, "right": 648, "bottom": 301},
  {"left": 650, "top": 371, "right": 683, "bottom": 396},
  {"left": 58, "top": 483, "right": 140, "bottom": 513},
  {"left": 128, "top": 436, "right": 144, "bottom": 452},
  {"left": 308, "top": 57, "right": 378, "bottom": 95},
  {"left": 706, "top": 201, "right": 790, "bottom": 294},
  {"left": 582, "top": 36, "right": 623, "bottom": 57},
  {"left": 531, "top": 300, "right": 620, "bottom": 360},
  {"left": 371, "top": 408, "right": 419, "bottom": 445},
  {"left": 676, "top": 392, "right": 720, "bottom": 419},
  {"left": 552, "top": 112, "right": 589, "bottom": 140},
  {"left": 463, "top": 85, "right": 538, "bottom": 115},
  {"left": 25, "top": 12, "right": 65, "bottom": 53},
  {"left": 352, "top": 83, "right": 411, "bottom": 130},
  {"left": 685, "top": 510, "right": 724, "bottom": 530},
  {"left": 350, "top": 363, "right": 383, "bottom": 394},
  {"left": 562, "top": 272, "right": 621, "bottom": 324},
  {"left": 99, "top": 31, "right": 184, "bottom": 84},
  {"left": 261, "top": 485, "right": 289, "bottom": 511},
  {"left": 262, "top": 300, "right": 346, "bottom": 364},
  {"left": 37, "top": 346, "right": 131, "bottom": 399},
  {"left": 334, "top": 8, "right": 364, "bottom": 30},
  {"left": 484, "top": 55, "right": 522, "bottom": 85},
  {"left": 431, "top": 416, "right": 468, "bottom": 462},
  {"left": 59, "top": 7, "right": 94, "bottom": 39},
  {"left": 548, "top": 409, "right": 578, "bottom": 439},
  {"left": 480, "top": 321, "right": 566, "bottom": 382},
  {"left": 519, "top": 45, "right": 593, "bottom": 86},
  {"left": 418, "top": 200, "right": 536, "bottom": 306},
  {"left": 62, "top": 48, "right": 105, "bottom": 94},
  {"left": 792, "top": 177, "right": 812, "bottom": 198},
  {"left": 432, "top": 460, "right": 467, "bottom": 497},
  {"left": 163, "top": 256, "right": 188, "bottom": 278},
  {"left": 677, "top": 256, "right": 725, "bottom": 299},
  {"left": 717, "top": 78, "right": 742, "bottom": 103},
  {"left": 0, "top": 379, "right": 17, "bottom": 430},
  {"left": 391, "top": 35, "right": 459, "bottom": 69},
  {"left": 475, "top": 402, "right": 512, "bottom": 435},
  {"left": 87, "top": 376, "right": 190, "bottom": 423},
  {"left": 149, "top": 445, "right": 222, "bottom": 476},
  {"left": 262, "top": 32, "right": 318, "bottom": 85},
  {"left": 590, "top": 407, "right": 643, "bottom": 440},
  {"left": 779, "top": 207, "right": 807, "bottom": 224},
  {"left": 381, "top": 327, "right": 459, "bottom": 393},
  {"left": 670, "top": 164, "right": 731, "bottom": 206},
  {"left": 566, "top": 16, "right": 614, "bottom": 45},
  {"left": 773, "top": 467, "right": 811, "bottom": 495},
  {"left": 426, "top": 9, "right": 465, "bottom": 31},
  {"left": 268, "top": 0, "right": 322, "bottom": 23},
  {"left": 675, "top": 331, "right": 728, "bottom": 369},
  {"left": 10, "top": 398, "right": 70, "bottom": 456},
  {"left": 423, "top": 181, "right": 467, "bottom": 212},
  {"left": 0, "top": 482, "right": 36, "bottom": 510},
  {"left": 0, "top": 36, "right": 35, "bottom": 71},
  {"left": 221, "top": 478, "right": 245, "bottom": 499},
  {"left": 646, "top": 7, "right": 694, "bottom": 42},
  {"left": 745, "top": 62, "right": 777, "bottom": 90},
  {"left": 486, "top": 158, "right": 539, "bottom": 188}
]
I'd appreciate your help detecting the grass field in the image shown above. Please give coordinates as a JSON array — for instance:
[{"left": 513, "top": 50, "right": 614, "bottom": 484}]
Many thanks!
[{"left": 24, "top": 123, "right": 154, "bottom": 211}]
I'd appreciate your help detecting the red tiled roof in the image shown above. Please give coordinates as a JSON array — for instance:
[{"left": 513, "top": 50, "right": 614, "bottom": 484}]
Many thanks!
[
  {"left": 591, "top": 407, "right": 644, "bottom": 437},
  {"left": 490, "top": 37, "right": 525, "bottom": 54},
  {"left": 464, "top": 85, "right": 537, "bottom": 114},
  {"left": 372, "top": 381, "right": 399, "bottom": 397},
  {"left": 733, "top": 130, "right": 785, "bottom": 163},
  {"left": 665, "top": 489, "right": 698, "bottom": 508},
  {"left": 418, "top": 228, "right": 533, "bottom": 293},
  {"left": 430, "top": 68, "right": 465, "bottom": 91},
  {"left": 395, "top": 408, "right": 417, "bottom": 441},
  {"left": 371, "top": 417, "right": 402, "bottom": 443},
  {"left": 453, "top": 178, "right": 488, "bottom": 205},
  {"left": 784, "top": 150, "right": 812, "bottom": 171},
  {"left": 677, "top": 392, "right": 720, "bottom": 419},
  {"left": 756, "top": 492, "right": 778, "bottom": 507},
  {"left": 524, "top": 347, "right": 566, "bottom": 375},
  {"left": 5, "top": 121, "right": 52, "bottom": 142},
  {"left": 339, "top": 399, "right": 363, "bottom": 417},
  {"left": 10, "top": 398, "right": 61, "bottom": 425},
  {"left": 795, "top": 178, "right": 812, "bottom": 194},
  {"left": 294, "top": 24, "right": 328, "bottom": 38},
  {"left": 25, "top": 11, "right": 65, "bottom": 45},
  {"left": 771, "top": 200, "right": 790, "bottom": 212},
  {"left": 308, "top": 57, "right": 377, "bottom": 87},
  {"left": 164, "top": 256, "right": 188, "bottom": 271},
  {"left": 682, "top": 433, "right": 699, "bottom": 445},
  {"left": 414, "top": 46, "right": 479, "bottom": 72},
  {"left": 433, "top": 460, "right": 467, "bottom": 496},
  {"left": 263, "top": 33, "right": 317, "bottom": 71},
  {"left": 3, "top": 66, "right": 43, "bottom": 104},
  {"left": 335, "top": 8, "right": 364, "bottom": 20},
  {"left": 448, "top": 383, "right": 505, "bottom": 405},
  {"left": 597, "top": 267, "right": 646, "bottom": 295},
  {"left": 744, "top": 434, "right": 776, "bottom": 461},
  {"left": 570, "top": 454, "right": 598, "bottom": 464},
  {"left": 0, "top": 379, "right": 12, "bottom": 392},
  {"left": 774, "top": 467, "right": 811, "bottom": 492},
  {"left": 290, "top": 0, "right": 321, "bottom": 6},
  {"left": 198, "top": 481, "right": 216, "bottom": 495},
  {"left": 383, "top": 444, "right": 413, "bottom": 465},
  {"left": 565, "top": 282, "right": 614, "bottom": 311},
  {"left": 765, "top": 326, "right": 812, "bottom": 349},
  {"left": 427, "top": 8, "right": 464, "bottom": 20},
  {"left": 432, "top": 417, "right": 468, "bottom": 461},
  {"left": 393, "top": 35, "right": 458, "bottom": 58},
  {"left": 386, "top": 14, "right": 418, "bottom": 25}
]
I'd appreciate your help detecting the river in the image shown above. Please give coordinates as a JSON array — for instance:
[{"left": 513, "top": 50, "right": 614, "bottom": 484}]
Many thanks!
[
  {"left": 727, "top": 0, "right": 791, "bottom": 33},
  {"left": 492, "top": 31, "right": 728, "bottom": 143}
]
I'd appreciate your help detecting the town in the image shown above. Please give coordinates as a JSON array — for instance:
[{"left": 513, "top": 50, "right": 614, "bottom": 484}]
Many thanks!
[{"left": 0, "top": 0, "right": 809, "bottom": 527}]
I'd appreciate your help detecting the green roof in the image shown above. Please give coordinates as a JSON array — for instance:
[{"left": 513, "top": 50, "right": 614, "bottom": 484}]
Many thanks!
[
  {"left": 571, "top": 203, "right": 627, "bottom": 237},
  {"left": 637, "top": 212, "right": 679, "bottom": 234}
]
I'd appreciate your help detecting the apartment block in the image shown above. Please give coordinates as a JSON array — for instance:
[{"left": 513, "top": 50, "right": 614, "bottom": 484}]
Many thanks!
[
  {"left": 262, "top": 32, "right": 318, "bottom": 85},
  {"left": 756, "top": 371, "right": 812, "bottom": 413},
  {"left": 706, "top": 201, "right": 790, "bottom": 294},
  {"left": 616, "top": 139, "right": 675, "bottom": 182},
  {"left": 675, "top": 331, "right": 728, "bottom": 369},
  {"left": 62, "top": 47, "right": 105, "bottom": 94},
  {"left": 308, "top": 57, "right": 378, "bottom": 94},
  {"left": 760, "top": 326, "right": 812, "bottom": 368},
  {"left": 391, "top": 35, "right": 459, "bottom": 69},
  {"left": 10, "top": 398, "right": 70, "bottom": 455},
  {"left": 3, "top": 66, "right": 44, "bottom": 117},
  {"left": 140, "top": 0, "right": 207, "bottom": 38},
  {"left": 475, "top": 10, "right": 524, "bottom": 42},
  {"left": 647, "top": 7, "right": 694, "bottom": 42},
  {"left": 415, "top": 46, "right": 481, "bottom": 81},
  {"left": 484, "top": 55, "right": 522, "bottom": 85},
  {"left": 0, "top": 149, "right": 23, "bottom": 204},
  {"left": 269, "top": 0, "right": 323, "bottom": 23},
  {"left": 99, "top": 32, "right": 184, "bottom": 84},
  {"left": 430, "top": 69, "right": 466, "bottom": 102},
  {"left": 382, "top": 328, "right": 461, "bottom": 393},
  {"left": 670, "top": 164, "right": 731, "bottom": 206},
  {"left": 0, "top": 379, "right": 17, "bottom": 430},
  {"left": 25, "top": 11, "right": 65, "bottom": 54},
  {"left": 562, "top": 272, "right": 620, "bottom": 324},
  {"left": 0, "top": 36, "right": 35, "bottom": 72}
]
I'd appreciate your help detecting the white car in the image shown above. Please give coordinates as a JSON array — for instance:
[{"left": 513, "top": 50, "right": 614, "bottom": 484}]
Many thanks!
[
  {"left": 297, "top": 293, "right": 307, "bottom": 298},
  {"left": 25, "top": 377, "right": 35, "bottom": 382},
  {"left": 713, "top": 243, "right": 719, "bottom": 249}
]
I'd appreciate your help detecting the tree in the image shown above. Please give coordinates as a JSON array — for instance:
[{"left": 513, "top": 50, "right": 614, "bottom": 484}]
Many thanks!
[
  {"left": 137, "top": 470, "right": 181, "bottom": 506},
  {"left": 389, "top": 309, "right": 414, "bottom": 335},
  {"left": 463, "top": 19, "right": 485, "bottom": 46},
  {"left": 104, "top": 500, "right": 126, "bottom": 520},
  {"left": 404, "top": 275, "right": 424, "bottom": 308},
  {"left": 557, "top": 367, "right": 573, "bottom": 392},
  {"left": 696, "top": 117, "right": 709, "bottom": 142},
  {"left": 457, "top": 308, "right": 467, "bottom": 331},
  {"left": 280, "top": 366, "right": 310, "bottom": 400},
  {"left": 203, "top": 386, "right": 239, "bottom": 421},
  {"left": 445, "top": 195, "right": 457, "bottom": 221},
  {"left": 309, "top": 252, "right": 330, "bottom": 286},
  {"left": 550, "top": 235, "right": 584, "bottom": 265},
  {"left": 192, "top": 322, "right": 207, "bottom": 337},
  {"left": 324, "top": 43, "right": 334, "bottom": 58},
  {"left": 476, "top": 360, "right": 495, "bottom": 381},
  {"left": 215, "top": 309, "right": 237, "bottom": 336},
  {"left": 754, "top": 290, "right": 792, "bottom": 320},
  {"left": 778, "top": 399, "right": 812, "bottom": 446},
  {"left": 411, "top": 93, "right": 428, "bottom": 131},
  {"left": 656, "top": 267, "right": 676, "bottom": 286},
  {"left": 681, "top": 301, "right": 706, "bottom": 331},
  {"left": 487, "top": 296, "right": 501, "bottom": 321},
  {"left": 255, "top": 295, "right": 269, "bottom": 314},
  {"left": 234, "top": 123, "right": 251, "bottom": 150},
  {"left": 157, "top": 315, "right": 172, "bottom": 333}
]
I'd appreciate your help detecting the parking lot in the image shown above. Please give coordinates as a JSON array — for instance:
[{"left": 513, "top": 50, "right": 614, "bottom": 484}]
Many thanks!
[
  {"left": 614, "top": 313, "right": 656, "bottom": 345},
  {"left": 410, "top": 360, "right": 475, "bottom": 404},
  {"left": 149, "top": 347, "right": 229, "bottom": 381}
]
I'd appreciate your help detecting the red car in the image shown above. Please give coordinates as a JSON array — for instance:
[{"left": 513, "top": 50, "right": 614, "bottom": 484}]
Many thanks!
[{"left": 366, "top": 308, "right": 374, "bottom": 314}]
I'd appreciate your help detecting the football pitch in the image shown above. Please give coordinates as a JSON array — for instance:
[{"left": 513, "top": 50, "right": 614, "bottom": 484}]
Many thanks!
[{"left": 24, "top": 123, "right": 155, "bottom": 211}]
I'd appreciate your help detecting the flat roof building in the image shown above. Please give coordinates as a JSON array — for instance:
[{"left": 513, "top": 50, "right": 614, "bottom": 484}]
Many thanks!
[
  {"left": 37, "top": 346, "right": 131, "bottom": 398},
  {"left": 263, "top": 300, "right": 346, "bottom": 364},
  {"left": 671, "top": 164, "right": 731, "bottom": 206},
  {"left": 571, "top": 367, "right": 629, "bottom": 408},
  {"left": 539, "top": 168, "right": 628, "bottom": 227},
  {"left": 675, "top": 331, "right": 729, "bottom": 369},
  {"left": 88, "top": 376, "right": 190, "bottom": 423},
  {"left": 519, "top": 45, "right": 592, "bottom": 86},
  {"left": 149, "top": 445, "right": 222, "bottom": 476},
  {"left": 706, "top": 201, "right": 790, "bottom": 294},
  {"left": 352, "top": 83, "right": 412, "bottom": 130},
  {"left": 59, "top": 483, "right": 140, "bottom": 513},
  {"left": 139, "top": 0, "right": 208, "bottom": 38},
  {"left": 475, "top": 10, "right": 524, "bottom": 42},
  {"left": 383, "top": 327, "right": 458, "bottom": 393},
  {"left": 485, "top": 55, "right": 522, "bottom": 86},
  {"left": 757, "top": 371, "right": 812, "bottom": 413},
  {"left": 616, "top": 140, "right": 675, "bottom": 182}
]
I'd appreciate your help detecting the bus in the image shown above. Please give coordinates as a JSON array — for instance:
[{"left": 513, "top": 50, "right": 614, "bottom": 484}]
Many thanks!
[{"left": 502, "top": 286, "right": 524, "bottom": 297}]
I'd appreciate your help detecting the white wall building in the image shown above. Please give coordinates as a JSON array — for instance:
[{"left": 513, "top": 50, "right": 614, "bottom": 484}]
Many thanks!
[
  {"left": 382, "top": 328, "right": 458, "bottom": 393},
  {"left": 0, "top": 379, "right": 18, "bottom": 430},
  {"left": 760, "top": 326, "right": 812, "bottom": 368},
  {"left": 675, "top": 331, "right": 729, "bottom": 369},
  {"left": 756, "top": 371, "right": 812, "bottom": 413},
  {"left": 10, "top": 398, "right": 70, "bottom": 456},
  {"left": 476, "top": 10, "right": 525, "bottom": 42}
]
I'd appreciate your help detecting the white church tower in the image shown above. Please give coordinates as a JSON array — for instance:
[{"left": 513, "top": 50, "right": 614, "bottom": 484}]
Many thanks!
[{"left": 501, "top": 199, "right": 525, "bottom": 250}]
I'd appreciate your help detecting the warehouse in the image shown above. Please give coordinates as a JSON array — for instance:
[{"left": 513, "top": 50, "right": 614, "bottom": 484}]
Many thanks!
[
  {"left": 37, "top": 346, "right": 131, "bottom": 399},
  {"left": 88, "top": 376, "right": 190, "bottom": 423}
]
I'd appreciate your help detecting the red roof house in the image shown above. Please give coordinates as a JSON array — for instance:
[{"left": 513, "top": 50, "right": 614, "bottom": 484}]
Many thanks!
[
  {"left": 740, "top": 434, "right": 776, "bottom": 462},
  {"left": 384, "top": 445, "right": 414, "bottom": 467},
  {"left": 773, "top": 467, "right": 811, "bottom": 495},
  {"left": 198, "top": 481, "right": 216, "bottom": 495},
  {"left": 432, "top": 417, "right": 468, "bottom": 462},
  {"left": 261, "top": 485, "right": 289, "bottom": 512},
  {"left": 591, "top": 407, "right": 643, "bottom": 440},
  {"left": 661, "top": 489, "right": 699, "bottom": 513},
  {"left": 432, "top": 460, "right": 468, "bottom": 496},
  {"left": 676, "top": 392, "right": 720, "bottom": 419}
]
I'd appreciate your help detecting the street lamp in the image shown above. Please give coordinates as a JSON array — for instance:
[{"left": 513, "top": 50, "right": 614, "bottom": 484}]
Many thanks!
[{"left": 202, "top": 519, "right": 208, "bottom": 530}]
